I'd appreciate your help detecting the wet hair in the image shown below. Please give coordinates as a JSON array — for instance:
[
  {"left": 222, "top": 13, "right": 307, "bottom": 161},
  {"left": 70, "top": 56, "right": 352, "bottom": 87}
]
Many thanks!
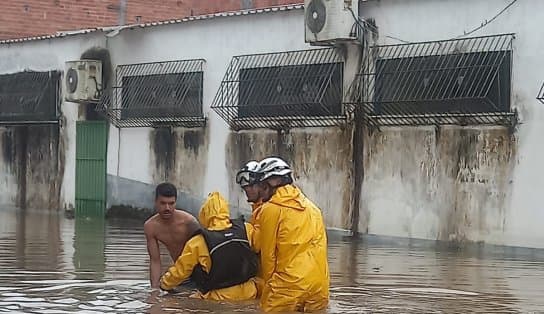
[
  {"left": 259, "top": 174, "right": 293, "bottom": 201},
  {"left": 155, "top": 182, "right": 177, "bottom": 200},
  {"left": 267, "top": 174, "right": 293, "bottom": 187},
  {"left": 280, "top": 174, "right": 293, "bottom": 185}
]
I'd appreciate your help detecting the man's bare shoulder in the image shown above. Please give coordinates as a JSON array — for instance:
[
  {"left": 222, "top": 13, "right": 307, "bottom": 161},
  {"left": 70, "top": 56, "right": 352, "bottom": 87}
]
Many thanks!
[
  {"left": 174, "top": 209, "right": 197, "bottom": 222},
  {"left": 174, "top": 209, "right": 200, "bottom": 234},
  {"left": 144, "top": 214, "right": 160, "bottom": 235}
]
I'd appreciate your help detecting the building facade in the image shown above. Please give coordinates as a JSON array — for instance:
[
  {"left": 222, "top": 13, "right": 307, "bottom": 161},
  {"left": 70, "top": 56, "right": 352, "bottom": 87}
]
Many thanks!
[{"left": 1, "top": 0, "right": 543, "bottom": 249}]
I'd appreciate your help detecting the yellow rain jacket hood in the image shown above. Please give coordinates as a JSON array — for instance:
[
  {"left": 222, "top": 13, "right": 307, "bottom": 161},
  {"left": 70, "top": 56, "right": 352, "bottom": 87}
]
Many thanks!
[
  {"left": 160, "top": 192, "right": 257, "bottom": 301},
  {"left": 198, "top": 192, "right": 232, "bottom": 231},
  {"left": 255, "top": 184, "right": 329, "bottom": 312}
]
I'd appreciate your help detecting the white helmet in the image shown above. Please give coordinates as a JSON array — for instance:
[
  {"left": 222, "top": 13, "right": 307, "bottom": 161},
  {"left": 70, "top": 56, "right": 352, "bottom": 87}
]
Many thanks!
[
  {"left": 235, "top": 160, "right": 261, "bottom": 187},
  {"left": 258, "top": 157, "right": 292, "bottom": 182}
]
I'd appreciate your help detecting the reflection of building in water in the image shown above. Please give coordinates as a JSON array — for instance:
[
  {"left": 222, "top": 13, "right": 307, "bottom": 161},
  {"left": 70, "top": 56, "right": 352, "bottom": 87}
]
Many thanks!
[
  {"left": 73, "top": 217, "right": 106, "bottom": 280},
  {"left": 14, "top": 209, "right": 62, "bottom": 271}
]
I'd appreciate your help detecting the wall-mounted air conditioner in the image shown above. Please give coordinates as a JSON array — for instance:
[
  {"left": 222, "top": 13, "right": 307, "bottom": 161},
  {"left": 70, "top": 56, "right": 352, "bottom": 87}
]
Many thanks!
[
  {"left": 64, "top": 60, "right": 102, "bottom": 103},
  {"left": 304, "top": 0, "right": 360, "bottom": 44}
]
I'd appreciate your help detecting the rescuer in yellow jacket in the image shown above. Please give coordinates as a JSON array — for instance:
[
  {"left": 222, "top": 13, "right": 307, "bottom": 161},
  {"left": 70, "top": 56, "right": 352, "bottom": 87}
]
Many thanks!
[
  {"left": 235, "top": 160, "right": 266, "bottom": 295},
  {"left": 159, "top": 192, "right": 259, "bottom": 301},
  {"left": 252, "top": 157, "right": 330, "bottom": 312},
  {"left": 236, "top": 160, "right": 264, "bottom": 246}
]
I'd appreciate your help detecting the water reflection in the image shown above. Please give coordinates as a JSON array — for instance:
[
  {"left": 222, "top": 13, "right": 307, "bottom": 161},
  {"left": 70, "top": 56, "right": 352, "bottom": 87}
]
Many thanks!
[
  {"left": 0, "top": 208, "right": 543, "bottom": 313},
  {"left": 14, "top": 208, "right": 62, "bottom": 271},
  {"left": 73, "top": 217, "right": 106, "bottom": 280}
]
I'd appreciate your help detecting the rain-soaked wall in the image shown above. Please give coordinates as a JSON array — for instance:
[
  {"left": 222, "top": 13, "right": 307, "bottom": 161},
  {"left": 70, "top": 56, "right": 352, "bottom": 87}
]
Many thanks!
[
  {"left": 358, "top": 0, "right": 544, "bottom": 248},
  {"left": 2, "top": 1, "right": 544, "bottom": 248},
  {"left": 361, "top": 126, "right": 516, "bottom": 242},
  {"left": 0, "top": 125, "right": 65, "bottom": 209},
  {"left": 225, "top": 128, "right": 353, "bottom": 228},
  {"left": 0, "top": 34, "right": 107, "bottom": 210},
  {"left": 102, "top": 8, "right": 350, "bottom": 221}
]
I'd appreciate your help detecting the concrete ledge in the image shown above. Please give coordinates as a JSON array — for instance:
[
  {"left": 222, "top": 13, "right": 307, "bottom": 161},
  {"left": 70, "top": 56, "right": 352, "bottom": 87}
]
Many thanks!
[{"left": 105, "top": 204, "right": 156, "bottom": 223}]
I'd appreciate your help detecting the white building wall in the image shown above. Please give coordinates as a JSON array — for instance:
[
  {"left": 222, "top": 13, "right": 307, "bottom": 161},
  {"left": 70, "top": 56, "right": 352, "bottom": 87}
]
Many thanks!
[
  {"left": 0, "top": 34, "right": 107, "bottom": 210},
  {"left": 105, "top": 10, "right": 311, "bottom": 194},
  {"left": 1, "top": 1, "right": 544, "bottom": 248},
  {"left": 359, "top": 0, "right": 544, "bottom": 248},
  {"left": 101, "top": 9, "right": 355, "bottom": 225}
]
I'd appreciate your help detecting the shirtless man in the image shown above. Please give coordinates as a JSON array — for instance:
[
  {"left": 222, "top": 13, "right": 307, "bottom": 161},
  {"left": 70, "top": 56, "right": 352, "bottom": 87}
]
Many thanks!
[{"left": 144, "top": 182, "right": 200, "bottom": 289}]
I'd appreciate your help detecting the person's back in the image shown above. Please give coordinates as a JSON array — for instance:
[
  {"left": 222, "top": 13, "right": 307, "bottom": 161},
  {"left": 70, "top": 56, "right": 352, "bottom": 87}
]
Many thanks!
[
  {"left": 259, "top": 184, "right": 329, "bottom": 312},
  {"left": 160, "top": 192, "right": 258, "bottom": 301}
]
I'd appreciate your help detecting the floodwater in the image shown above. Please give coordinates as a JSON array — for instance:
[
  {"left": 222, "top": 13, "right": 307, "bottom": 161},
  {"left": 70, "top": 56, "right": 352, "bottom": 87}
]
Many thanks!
[{"left": 1, "top": 208, "right": 543, "bottom": 314}]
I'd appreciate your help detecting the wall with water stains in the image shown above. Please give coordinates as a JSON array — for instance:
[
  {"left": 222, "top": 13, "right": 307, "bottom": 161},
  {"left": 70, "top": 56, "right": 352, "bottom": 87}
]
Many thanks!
[
  {"left": 225, "top": 127, "right": 353, "bottom": 227},
  {"left": 358, "top": 0, "right": 544, "bottom": 248},
  {"left": 0, "top": 34, "right": 107, "bottom": 210},
  {"left": 2, "top": 2, "right": 544, "bottom": 249},
  {"left": 0, "top": 125, "right": 64, "bottom": 209},
  {"left": 104, "top": 9, "right": 315, "bottom": 216},
  {"left": 360, "top": 126, "right": 516, "bottom": 243}
]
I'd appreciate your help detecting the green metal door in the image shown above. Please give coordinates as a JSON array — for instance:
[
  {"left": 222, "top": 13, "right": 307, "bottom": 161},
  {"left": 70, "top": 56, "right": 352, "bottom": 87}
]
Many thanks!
[{"left": 76, "top": 121, "right": 108, "bottom": 217}]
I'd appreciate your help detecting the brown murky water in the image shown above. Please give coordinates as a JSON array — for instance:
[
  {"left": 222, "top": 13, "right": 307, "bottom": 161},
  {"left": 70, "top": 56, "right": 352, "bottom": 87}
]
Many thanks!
[{"left": 1, "top": 208, "right": 543, "bottom": 314}]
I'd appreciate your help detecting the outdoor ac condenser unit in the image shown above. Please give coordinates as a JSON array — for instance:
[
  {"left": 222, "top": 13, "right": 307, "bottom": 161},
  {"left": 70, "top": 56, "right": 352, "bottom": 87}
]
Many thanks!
[
  {"left": 304, "top": 0, "right": 359, "bottom": 44},
  {"left": 64, "top": 60, "right": 102, "bottom": 103}
]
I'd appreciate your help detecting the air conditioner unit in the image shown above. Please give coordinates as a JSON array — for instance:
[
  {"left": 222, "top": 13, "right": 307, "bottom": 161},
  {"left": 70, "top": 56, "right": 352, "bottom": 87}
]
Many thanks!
[
  {"left": 64, "top": 60, "right": 102, "bottom": 103},
  {"left": 304, "top": 0, "right": 359, "bottom": 44}
]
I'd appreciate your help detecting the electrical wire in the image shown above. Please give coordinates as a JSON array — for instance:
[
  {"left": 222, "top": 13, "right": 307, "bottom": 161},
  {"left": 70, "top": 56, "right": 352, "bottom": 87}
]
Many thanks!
[
  {"left": 455, "top": 0, "right": 519, "bottom": 39},
  {"left": 347, "top": 0, "right": 519, "bottom": 44}
]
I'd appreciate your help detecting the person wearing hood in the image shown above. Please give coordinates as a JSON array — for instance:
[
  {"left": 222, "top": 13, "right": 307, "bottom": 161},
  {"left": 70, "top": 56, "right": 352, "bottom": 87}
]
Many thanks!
[
  {"left": 159, "top": 191, "right": 259, "bottom": 301},
  {"left": 254, "top": 157, "right": 330, "bottom": 313}
]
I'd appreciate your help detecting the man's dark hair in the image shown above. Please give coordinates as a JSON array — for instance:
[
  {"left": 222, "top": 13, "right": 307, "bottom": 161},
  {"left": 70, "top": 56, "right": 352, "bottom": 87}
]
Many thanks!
[{"left": 155, "top": 182, "right": 177, "bottom": 200}]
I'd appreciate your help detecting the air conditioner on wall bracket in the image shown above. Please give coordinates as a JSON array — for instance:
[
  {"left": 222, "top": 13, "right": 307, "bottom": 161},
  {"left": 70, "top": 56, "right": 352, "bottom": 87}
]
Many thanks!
[
  {"left": 64, "top": 60, "right": 103, "bottom": 103},
  {"left": 304, "top": 0, "right": 359, "bottom": 44}
]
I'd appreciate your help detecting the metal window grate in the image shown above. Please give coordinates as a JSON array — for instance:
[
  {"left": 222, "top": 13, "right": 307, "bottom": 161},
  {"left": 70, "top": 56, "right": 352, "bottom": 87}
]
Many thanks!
[
  {"left": 348, "top": 33, "right": 517, "bottom": 127},
  {"left": 211, "top": 48, "right": 348, "bottom": 130},
  {"left": 96, "top": 59, "right": 206, "bottom": 128},
  {"left": 0, "top": 71, "right": 60, "bottom": 124},
  {"left": 538, "top": 82, "right": 544, "bottom": 105}
]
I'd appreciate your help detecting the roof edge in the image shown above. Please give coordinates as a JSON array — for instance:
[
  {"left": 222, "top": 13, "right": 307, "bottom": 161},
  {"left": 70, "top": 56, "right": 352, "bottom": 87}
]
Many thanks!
[{"left": 0, "top": 3, "right": 304, "bottom": 45}]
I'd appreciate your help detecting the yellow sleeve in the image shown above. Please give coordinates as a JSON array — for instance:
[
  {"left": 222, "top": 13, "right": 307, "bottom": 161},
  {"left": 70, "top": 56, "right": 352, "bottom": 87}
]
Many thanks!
[
  {"left": 160, "top": 235, "right": 203, "bottom": 291},
  {"left": 244, "top": 222, "right": 260, "bottom": 253},
  {"left": 258, "top": 204, "right": 281, "bottom": 283}
]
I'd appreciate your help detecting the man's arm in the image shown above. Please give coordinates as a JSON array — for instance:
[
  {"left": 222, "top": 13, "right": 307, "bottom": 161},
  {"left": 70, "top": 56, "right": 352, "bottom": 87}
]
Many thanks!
[{"left": 144, "top": 222, "right": 162, "bottom": 289}]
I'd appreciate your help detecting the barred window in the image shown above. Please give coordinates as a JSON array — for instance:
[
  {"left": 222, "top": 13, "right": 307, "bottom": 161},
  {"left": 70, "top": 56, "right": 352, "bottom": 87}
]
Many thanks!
[
  {"left": 120, "top": 72, "right": 203, "bottom": 120},
  {"left": 212, "top": 48, "right": 348, "bottom": 130},
  {"left": 0, "top": 71, "right": 59, "bottom": 122},
  {"left": 97, "top": 59, "right": 206, "bottom": 128},
  {"left": 373, "top": 51, "right": 511, "bottom": 114},
  {"left": 238, "top": 62, "right": 343, "bottom": 118},
  {"left": 351, "top": 34, "right": 516, "bottom": 127}
]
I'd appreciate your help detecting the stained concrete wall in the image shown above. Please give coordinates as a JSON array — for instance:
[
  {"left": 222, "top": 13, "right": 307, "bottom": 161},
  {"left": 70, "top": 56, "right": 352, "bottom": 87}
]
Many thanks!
[
  {"left": 361, "top": 126, "right": 516, "bottom": 243},
  {"left": 358, "top": 0, "right": 544, "bottom": 247},
  {"left": 225, "top": 128, "right": 353, "bottom": 227},
  {"left": 0, "top": 126, "right": 64, "bottom": 209},
  {"left": 101, "top": 8, "right": 351, "bottom": 221},
  {"left": 2, "top": 1, "right": 544, "bottom": 249},
  {"left": 0, "top": 34, "right": 107, "bottom": 210}
]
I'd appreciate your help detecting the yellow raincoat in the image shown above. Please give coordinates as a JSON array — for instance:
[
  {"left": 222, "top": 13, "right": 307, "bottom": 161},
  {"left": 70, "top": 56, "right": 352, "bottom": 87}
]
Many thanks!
[
  {"left": 248, "top": 200, "right": 264, "bottom": 296},
  {"left": 256, "top": 184, "right": 329, "bottom": 312},
  {"left": 160, "top": 192, "right": 258, "bottom": 301}
]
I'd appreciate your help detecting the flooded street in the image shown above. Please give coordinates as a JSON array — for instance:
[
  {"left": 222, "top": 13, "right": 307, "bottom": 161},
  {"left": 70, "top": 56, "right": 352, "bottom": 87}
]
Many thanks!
[{"left": 0, "top": 208, "right": 543, "bottom": 313}]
